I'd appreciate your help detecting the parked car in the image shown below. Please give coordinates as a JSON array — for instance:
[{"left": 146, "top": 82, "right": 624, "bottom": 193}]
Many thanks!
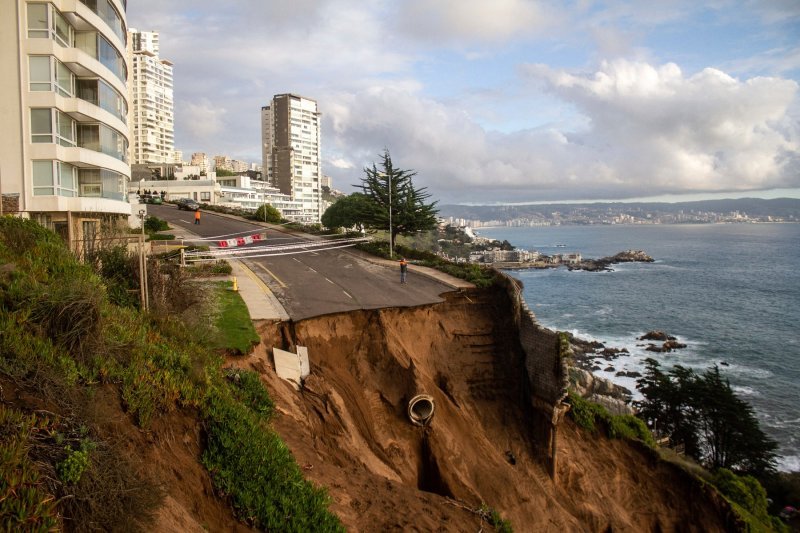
[{"left": 176, "top": 198, "right": 200, "bottom": 211}]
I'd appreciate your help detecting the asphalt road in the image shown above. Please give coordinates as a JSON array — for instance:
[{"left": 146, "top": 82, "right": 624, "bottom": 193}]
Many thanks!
[{"left": 147, "top": 204, "right": 452, "bottom": 319}]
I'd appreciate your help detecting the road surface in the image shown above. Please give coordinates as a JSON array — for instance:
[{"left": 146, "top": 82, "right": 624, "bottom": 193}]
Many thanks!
[{"left": 147, "top": 204, "right": 453, "bottom": 319}]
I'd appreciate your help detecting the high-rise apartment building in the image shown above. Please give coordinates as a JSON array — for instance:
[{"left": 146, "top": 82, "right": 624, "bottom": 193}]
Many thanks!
[
  {"left": 0, "top": 0, "right": 132, "bottom": 252},
  {"left": 261, "top": 94, "right": 322, "bottom": 223},
  {"left": 128, "top": 29, "right": 173, "bottom": 164},
  {"left": 190, "top": 152, "right": 209, "bottom": 174}
]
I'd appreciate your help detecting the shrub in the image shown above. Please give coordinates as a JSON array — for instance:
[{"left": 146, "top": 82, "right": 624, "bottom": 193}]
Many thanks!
[
  {"left": 29, "top": 276, "right": 105, "bottom": 355},
  {"left": 0, "top": 406, "right": 59, "bottom": 531},
  {"left": 251, "top": 204, "right": 282, "bottom": 224},
  {"left": 568, "top": 392, "right": 656, "bottom": 447},
  {"left": 56, "top": 440, "right": 93, "bottom": 485},
  {"left": 144, "top": 216, "right": 169, "bottom": 233},
  {"left": 201, "top": 386, "right": 343, "bottom": 531},
  {"left": 225, "top": 369, "right": 274, "bottom": 420}
]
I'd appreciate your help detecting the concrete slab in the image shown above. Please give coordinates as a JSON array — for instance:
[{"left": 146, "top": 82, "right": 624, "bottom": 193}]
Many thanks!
[
  {"left": 273, "top": 347, "right": 302, "bottom": 388},
  {"left": 297, "top": 346, "right": 310, "bottom": 379}
]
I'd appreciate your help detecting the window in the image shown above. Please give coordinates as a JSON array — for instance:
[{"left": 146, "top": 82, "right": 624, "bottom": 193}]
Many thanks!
[
  {"left": 76, "top": 78, "right": 127, "bottom": 124},
  {"left": 78, "top": 168, "right": 125, "bottom": 200},
  {"left": 30, "top": 56, "right": 75, "bottom": 96},
  {"left": 31, "top": 160, "right": 77, "bottom": 197},
  {"left": 30, "top": 109, "right": 52, "bottom": 143},
  {"left": 78, "top": 0, "right": 126, "bottom": 43},
  {"left": 75, "top": 32, "right": 127, "bottom": 83},
  {"left": 27, "top": 4, "right": 73, "bottom": 47},
  {"left": 32, "top": 160, "right": 54, "bottom": 195},
  {"left": 31, "top": 109, "right": 76, "bottom": 147},
  {"left": 200, "top": 192, "right": 211, "bottom": 201},
  {"left": 77, "top": 124, "right": 128, "bottom": 162}
]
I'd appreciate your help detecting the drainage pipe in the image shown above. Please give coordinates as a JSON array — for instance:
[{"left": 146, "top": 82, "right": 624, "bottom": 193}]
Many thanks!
[{"left": 408, "top": 394, "right": 435, "bottom": 426}]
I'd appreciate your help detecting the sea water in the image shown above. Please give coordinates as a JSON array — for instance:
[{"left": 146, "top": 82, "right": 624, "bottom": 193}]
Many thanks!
[{"left": 478, "top": 223, "right": 800, "bottom": 472}]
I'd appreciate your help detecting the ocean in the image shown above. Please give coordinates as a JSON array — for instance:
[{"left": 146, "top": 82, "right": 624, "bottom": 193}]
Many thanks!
[{"left": 477, "top": 223, "right": 800, "bottom": 472}]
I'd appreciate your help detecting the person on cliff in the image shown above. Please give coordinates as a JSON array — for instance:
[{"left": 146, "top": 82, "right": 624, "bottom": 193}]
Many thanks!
[
  {"left": 399, "top": 258, "right": 408, "bottom": 284},
  {"left": 194, "top": 208, "right": 201, "bottom": 225}
]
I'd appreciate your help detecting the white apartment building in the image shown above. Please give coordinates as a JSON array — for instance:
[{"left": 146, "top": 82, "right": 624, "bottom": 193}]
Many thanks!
[
  {"left": 261, "top": 94, "right": 322, "bottom": 223},
  {"left": 0, "top": 0, "right": 133, "bottom": 253},
  {"left": 128, "top": 29, "right": 173, "bottom": 164}
]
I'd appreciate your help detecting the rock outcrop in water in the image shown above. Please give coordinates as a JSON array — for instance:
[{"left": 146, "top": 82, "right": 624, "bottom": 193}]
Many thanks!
[{"left": 568, "top": 250, "right": 655, "bottom": 272}]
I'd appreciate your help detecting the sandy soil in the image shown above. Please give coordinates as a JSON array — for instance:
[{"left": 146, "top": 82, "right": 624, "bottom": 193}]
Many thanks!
[{"left": 229, "top": 287, "right": 735, "bottom": 532}]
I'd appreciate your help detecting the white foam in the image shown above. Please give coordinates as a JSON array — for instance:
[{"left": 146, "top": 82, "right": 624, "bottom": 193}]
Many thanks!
[{"left": 776, "top": 455, "right": 800, "bottom": 473}]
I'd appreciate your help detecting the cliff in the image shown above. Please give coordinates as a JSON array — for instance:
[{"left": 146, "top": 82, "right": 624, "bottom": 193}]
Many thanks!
[{"left": 231, "top": 282, "right": 739, "bottom": 531}]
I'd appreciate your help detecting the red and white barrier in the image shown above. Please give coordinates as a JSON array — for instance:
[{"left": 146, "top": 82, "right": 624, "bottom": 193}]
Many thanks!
[{"left": 218, "top": 233, "right": 263, "bottom": 247}]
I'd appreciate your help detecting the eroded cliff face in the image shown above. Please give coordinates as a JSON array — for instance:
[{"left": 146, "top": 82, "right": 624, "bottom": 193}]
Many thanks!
[{"left": 232, "top": 287, "right": 736, "bottom": 532}]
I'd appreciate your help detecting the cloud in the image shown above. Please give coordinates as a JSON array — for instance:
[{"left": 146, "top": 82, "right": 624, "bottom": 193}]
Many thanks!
[
  {"left": 396, "top": 0, "right": 554, "bottom": 45},
  {"left": 326, "top": 60, "right": 799, "bottom": 202},
  {"left": 125, "top": 2, "right": 800, "bottom": 202}
]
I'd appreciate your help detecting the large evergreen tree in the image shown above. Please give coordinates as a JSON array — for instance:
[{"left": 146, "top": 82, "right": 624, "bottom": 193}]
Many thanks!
[
  {"left": 320, "top": 193, "right": 372, "bottom": 230},
  {"left": 635, "top": 359, "right": 777, "bottom": 475},
  {"left": 356, "top": 150, "right": 438, "bottom": 253}
]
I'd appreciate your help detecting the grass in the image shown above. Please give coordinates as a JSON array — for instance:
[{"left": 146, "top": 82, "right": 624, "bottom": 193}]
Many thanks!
[
  {"left": 209, "top": 280, "right": 261, "bottom": 355},
  {"left": 0, "top": 216, "right": 341, "bottom": 530}
]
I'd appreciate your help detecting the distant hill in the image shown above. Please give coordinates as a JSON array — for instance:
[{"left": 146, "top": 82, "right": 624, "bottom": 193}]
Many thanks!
[{"left": 439, "top": 198, "right": 800, "bottom": 222}]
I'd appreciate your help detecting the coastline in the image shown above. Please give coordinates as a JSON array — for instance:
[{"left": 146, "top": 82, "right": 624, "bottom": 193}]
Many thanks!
[{"left": 479, "top": 223, "right": 800, "bottom": 473}]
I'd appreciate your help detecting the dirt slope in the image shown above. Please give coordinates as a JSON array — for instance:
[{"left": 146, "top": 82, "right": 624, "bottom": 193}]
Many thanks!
[{"left": 231, "top": 288, "right": 735, "bottom": 532}]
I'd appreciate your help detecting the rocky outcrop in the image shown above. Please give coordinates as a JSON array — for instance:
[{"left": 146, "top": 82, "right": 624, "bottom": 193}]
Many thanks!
[
  {"left": 569, "top": 367, "right": 634, "bottom": 416},
  {"left": 639, "top": 331, "right": 687, "bottom": 352},
  {"left": 568, "top": 250, "right": 654, "bottom": 272}
]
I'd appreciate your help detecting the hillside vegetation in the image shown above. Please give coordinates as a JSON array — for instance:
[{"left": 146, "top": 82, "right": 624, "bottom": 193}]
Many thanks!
[{"left": 0, "top": 217, "right": 341, "bottom": 531}]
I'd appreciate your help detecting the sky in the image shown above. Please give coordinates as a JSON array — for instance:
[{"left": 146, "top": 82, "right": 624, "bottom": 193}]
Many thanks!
[{"left": 127, "top": 1, "right": 800, "bottom": 204}]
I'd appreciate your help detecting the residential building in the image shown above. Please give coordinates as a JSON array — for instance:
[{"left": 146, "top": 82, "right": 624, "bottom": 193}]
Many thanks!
[
  {"left": 213, "top": 155, "right": 230, "bottom": 172},
  {"left": 0, "top": 0, "right": 133, "bottom": 253},
  {"left": 190, "top": 152, "right": 209, "bottom": 174},
  {"left": 172, "top": 149, "right": 183, "bottom": 164},
  {"left": 261, "top": 93, "right": 322, "bottom": 223},
  {"left": 128, "top": 29, "right": 173, "bottom": 164}
]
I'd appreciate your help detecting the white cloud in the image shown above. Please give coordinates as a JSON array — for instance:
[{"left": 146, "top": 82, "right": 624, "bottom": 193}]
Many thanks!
[{"left": 326, "top": 60, "right": 799, "bottom": 202}]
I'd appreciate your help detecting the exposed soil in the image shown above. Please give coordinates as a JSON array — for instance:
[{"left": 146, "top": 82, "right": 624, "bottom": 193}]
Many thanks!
[{"left": 229, "top": 287, "right": 735, "bottom": 532}]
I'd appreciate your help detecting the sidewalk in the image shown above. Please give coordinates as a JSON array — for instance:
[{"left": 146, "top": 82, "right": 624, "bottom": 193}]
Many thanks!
[{"left": 229, "top": 260, "right": 290, "bottom": 321}]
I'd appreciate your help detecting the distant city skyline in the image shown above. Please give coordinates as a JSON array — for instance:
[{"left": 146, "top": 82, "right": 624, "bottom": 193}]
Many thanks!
[{"left": 128, "top": 1, "right": 800, "bottom": 204}]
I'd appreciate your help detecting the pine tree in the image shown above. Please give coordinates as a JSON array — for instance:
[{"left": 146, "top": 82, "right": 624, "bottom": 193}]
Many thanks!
[
  {"left": 357, "top": 150, "right": 438, "bottom": 252},
  {"left": 635, "top": 360, "right": 777, "bottom": 476}
]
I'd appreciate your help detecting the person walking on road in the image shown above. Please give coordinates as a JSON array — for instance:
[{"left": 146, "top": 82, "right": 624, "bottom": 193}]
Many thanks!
[
  {"left": 399, "top": 258, "right": 408, "bottom": 284},
  {"left": 194, "top": 208, "right": 201, "bottom": 225}
]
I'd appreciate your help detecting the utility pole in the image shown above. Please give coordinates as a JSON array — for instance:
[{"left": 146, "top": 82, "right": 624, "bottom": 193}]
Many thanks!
[
  {"left": 388, "top": 171, "right": 393, "bottom": 259},
  {"left": 138, "top": 209, "right": 149, "bottom": 311}
]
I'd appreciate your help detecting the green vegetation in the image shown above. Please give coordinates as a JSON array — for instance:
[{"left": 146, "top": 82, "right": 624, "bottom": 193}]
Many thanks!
[
  {"left": 0, "top": 406, "right": 59, "bottom": 531},
  {"left": 322, "top": 149, "right": 438, "bottom": 247},
  {"left": 478, "top": 504, "right": 513, "bottom": 533},
  {"left": 0, "top": 216, "right": 341, "bottom": 531},
  {"left": 357, "top": 240, "right": 499, "bottom": 288},
  {"left": 209, "top": 281, "right": 261, "bottom": 354},
  {"left": 712, "top": 469, "right": 788, "bottom": 532},
  {"left": 144, "top": 215, "right": 169, "bottom": 233},
  {"left": 567, "top": 392, "right": 656, "bottom": 447},
  {"left": 251, "top": 203, "right": 283, "bottom": 224},
  {"left": 635, "top": 358, "right": 777, "bottom": 476}
]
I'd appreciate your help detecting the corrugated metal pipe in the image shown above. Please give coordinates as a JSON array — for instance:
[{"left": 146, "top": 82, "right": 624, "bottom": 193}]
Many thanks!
[{"left": 408, "top": 394, "right": 435, "bottom": 426}]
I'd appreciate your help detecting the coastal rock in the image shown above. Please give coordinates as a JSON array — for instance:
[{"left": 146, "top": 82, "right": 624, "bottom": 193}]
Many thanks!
[
  {"left": 639, "top": 330, "right": 676, "bottom": 341},
  {"left": 587, "top": 394, "right": 635, "bottom": 416},
  {"left": 663, "top": 340, "right": 687, "bottom": 351},
  {"left": 605, "top": 250, "right": 654, "bottom": 263},
  {"left": 616, "top": 371, "right": 642, "bottom": 379},
  {"left": 569, "top": 367, "right": 633, "bottom": 412}
]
